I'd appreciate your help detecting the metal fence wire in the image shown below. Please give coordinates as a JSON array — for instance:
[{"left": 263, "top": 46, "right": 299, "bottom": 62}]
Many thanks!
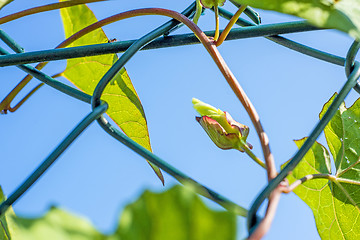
[{"left": 0, "top": 1, "right": 359, "bottom": 238}]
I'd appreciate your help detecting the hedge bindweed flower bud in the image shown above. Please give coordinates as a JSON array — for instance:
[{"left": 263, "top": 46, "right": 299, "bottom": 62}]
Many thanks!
[{"left": 192, "top": 98, "right": 252, "bottom": 152}]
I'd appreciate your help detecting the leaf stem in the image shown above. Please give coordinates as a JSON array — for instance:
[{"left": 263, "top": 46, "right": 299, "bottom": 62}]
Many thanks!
[
  {"left": 192, "top": 0, "right": 202, "bottom": 24},
  {"left": 213, "top": 5, "right": 220, "bottom": 41},
  {"left": 240, "top": 141, "right": 267, "bottom": 169},
  {"left": 216, "top": 5, "right": 247, "bottom": 46},
  {"left": 0, "top": 0, "right": 107, "bottom": 24},
  {"left": 282, "top": 173, "right": 332, "bottom": 193}
]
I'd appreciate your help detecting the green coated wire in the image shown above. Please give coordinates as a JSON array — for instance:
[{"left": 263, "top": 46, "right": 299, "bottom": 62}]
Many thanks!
[
  {"left": 0, "top": 29, "right": 24, "bottom": 53},
  {"left": 97, "top": 118, "right": 248, "bottom": 216},
  {"left": 345, "top": 41, "right": 360, "bottom": 93},
  {"left": 90, "top": 8, "right": 248, "bottom": 216},
  {"left": 217, "top": 7, "right": 346, "bottom": 66},
  {"left": 247, "top": 62, "right": 360, "bottom": 233},
  {"left": 0, "top": 47, "right": 91, "bottom": 104},
  {"left": 228, "top": 1, "right": 261, "bottom": 24},
  {"left": 0, "top": 103, "right": 108, "bottom": 216},
  {"left": 0, "top": 0, "right": 359, "bottom": 232},
  {"left": 0, "top": 20, "right": 318, "bottom": 67}
]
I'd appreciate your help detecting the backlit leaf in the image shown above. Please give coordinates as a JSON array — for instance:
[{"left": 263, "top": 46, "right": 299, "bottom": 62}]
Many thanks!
[
  {"left": 232, "top": 0, "right": 360, "bottom": 41},
  {"left": 283, "top": 94, "right": 360, "bottom": 239},
  {"left": 1, "top": 185, "right": 236, "bottom": 239},
  {"left": 0, "top": 0, "right": 13, "bottom": 10},
  {"left": 59, "top": 1, "right": 164, "bottom": 184}
]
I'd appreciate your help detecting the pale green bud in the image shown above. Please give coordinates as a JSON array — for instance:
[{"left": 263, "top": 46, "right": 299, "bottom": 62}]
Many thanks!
[{"left": 193, "top": 98, "right": 252, "bottom": 152}]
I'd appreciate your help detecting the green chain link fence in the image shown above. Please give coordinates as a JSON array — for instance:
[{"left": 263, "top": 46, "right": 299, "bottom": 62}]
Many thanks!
[{"left": 0, "top": 1, "right": 359, "bottom": 237}]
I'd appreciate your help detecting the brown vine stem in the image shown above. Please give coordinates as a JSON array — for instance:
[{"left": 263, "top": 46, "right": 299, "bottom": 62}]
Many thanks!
[
  {"left": 2, "top": 8, "right": 278, "bottom": 237},
  {"left": 0, "top": 0, "right": 107, "bottom": 24}
]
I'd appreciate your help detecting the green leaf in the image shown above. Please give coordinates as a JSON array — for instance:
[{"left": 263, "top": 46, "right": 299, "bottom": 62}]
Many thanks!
[
  {"left": 0, "top": 0, "right": 13, "bottom": 10},
  {"left": 114, "top": 185, "right": 236, "bottom": 240},
  {"left": 59, "top": 1, "right": 164, "bottom": 184},
  {"left": 282, "top": 94, "right": 360, "bottom": 239},
  {"left": 9, "top": 207, "right": 104, "bottom": 240},
  {"left": 1, "top": 185, "right": 236, "bottom": 239},
  {"left": 232, "top": 0, "right": 360, "bottom": 41},
  {"left": 0, "top": 187, "right": 18, "bottom": 240}
]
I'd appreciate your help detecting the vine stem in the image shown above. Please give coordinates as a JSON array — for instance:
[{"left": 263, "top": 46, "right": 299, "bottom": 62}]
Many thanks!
[
  {"left": 192, "top": 0, "right": 202, "bottom": 24},
  {"left": 216, "top": 5, "right": 247, "bottom": 46},
  {"left": 0, "top": 0, "right": 107, "bottom": 24},
  {"left": 240, "top": 141, "right": 267, "bottom": 169},
  {"left": 214, "top": 5, "right": 220, "bottom": 41}
]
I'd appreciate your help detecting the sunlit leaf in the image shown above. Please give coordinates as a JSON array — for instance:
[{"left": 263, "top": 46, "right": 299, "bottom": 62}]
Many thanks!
[
  {"left": 0, "top": 0, "right": 13, "bottom": 10},
  {"left": 59, "top": 1, "right": 164, "bottom": 184},
  {"left": 282, "top": 94, "right": 360, "bottom": 239},
  {"left": 1, "top": 185, "right": 236, "bottom": 239},
  {"left": 232, "top": 0, "right": 360, "bottom": 40}
]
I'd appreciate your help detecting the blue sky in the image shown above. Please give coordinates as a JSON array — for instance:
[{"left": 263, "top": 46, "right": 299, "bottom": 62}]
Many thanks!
[{"left": 0, "top": 0, "right": 358, "bottom": 239}]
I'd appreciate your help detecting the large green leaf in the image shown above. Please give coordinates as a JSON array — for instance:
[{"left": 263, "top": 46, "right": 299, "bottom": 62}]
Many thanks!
[
  {"left": 283, "top": 94, "right": 360, "bottom": 239},
  {"left": 114, "top": 185, "right": 236, "bottom": 240},
  {"left": 232, "top": 0, "right": 360, "bottom": 40},
  {"left": 1, "top": 185, "right": 236, "bottom": 239},
  {"left": 59, "top": 1, "right": 164, "bottom": 184}
]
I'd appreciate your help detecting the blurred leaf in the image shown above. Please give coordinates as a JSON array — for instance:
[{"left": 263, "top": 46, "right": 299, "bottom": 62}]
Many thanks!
[
  {"left": 59, "top": 1, "right": 164, "bottom": 184},
  {"left": 9, "top": 207, "right": 104, "bottom": 240},
  {"left": 113, "top": 185, "right": 236, "bottom": 240},
  {"left": 282, "top": 94, "right": 360, "bottom": 239},
  {"left": 1, "top": 185, "right": 236, "bottom": 239},
  {"left": 0, "top": 0, "right": 13, "bottom": 10},
  {"left": 0, "top": 187, "right": 18, "bottom": 240},
  {"left": 232, "top": 0, "right": 360, "bottom": 40}
]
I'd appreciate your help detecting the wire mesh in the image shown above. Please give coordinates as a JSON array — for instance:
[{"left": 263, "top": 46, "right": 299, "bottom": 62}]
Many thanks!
[{"left": 0, "top": 1, "right": 359, "bottom": 237}]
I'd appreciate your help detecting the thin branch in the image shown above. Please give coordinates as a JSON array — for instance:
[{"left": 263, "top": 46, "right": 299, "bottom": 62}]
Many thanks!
[{"left": 0, "top": 0, "right": 107, "bottom": 24}]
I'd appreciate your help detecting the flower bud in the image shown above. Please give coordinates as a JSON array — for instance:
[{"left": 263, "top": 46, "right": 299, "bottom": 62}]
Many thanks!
[{"left": 193, "top": 98, "right": 252, "bottom": 152}]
